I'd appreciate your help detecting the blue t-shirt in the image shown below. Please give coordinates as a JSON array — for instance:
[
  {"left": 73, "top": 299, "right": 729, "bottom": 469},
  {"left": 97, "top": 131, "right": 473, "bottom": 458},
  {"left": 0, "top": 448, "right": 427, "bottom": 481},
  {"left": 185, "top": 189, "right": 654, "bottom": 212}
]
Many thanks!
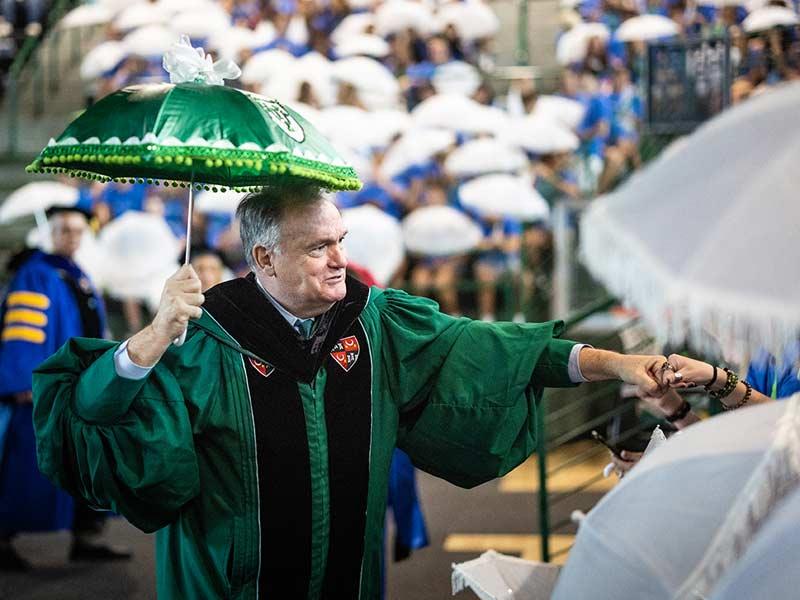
[
  {"left": 747, "top": 341, "right": 800, "bottom": 400},
  {"left": 96, "top": 182, "right": 147, "bottom": 218},
  {"left": 577, "top": 92, "right": 612, "bottom": 157}
]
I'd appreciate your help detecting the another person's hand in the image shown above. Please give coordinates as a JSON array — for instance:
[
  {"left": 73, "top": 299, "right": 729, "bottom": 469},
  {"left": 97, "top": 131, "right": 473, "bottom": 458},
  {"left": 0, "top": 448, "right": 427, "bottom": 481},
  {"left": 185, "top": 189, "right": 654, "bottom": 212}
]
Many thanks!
[
  {"left": 151, "top": 265, "right": 204, "bottom": 343},
  {"left": 615, "top": 354, "right": 669, "bottom": 397},
  {"left": 608, "top": 449, "right": 643, "bottom": 477},
  {"left": 660, "top": 354, "right": 717, "bottom": 389}
]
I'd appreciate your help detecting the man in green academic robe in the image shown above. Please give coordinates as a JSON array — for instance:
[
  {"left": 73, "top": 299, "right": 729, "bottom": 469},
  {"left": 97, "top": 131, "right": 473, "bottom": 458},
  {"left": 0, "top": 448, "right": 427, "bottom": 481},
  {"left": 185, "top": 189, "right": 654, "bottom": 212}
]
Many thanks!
[{"left": 32, "top": 185, "right": 668, "bottom": 599}]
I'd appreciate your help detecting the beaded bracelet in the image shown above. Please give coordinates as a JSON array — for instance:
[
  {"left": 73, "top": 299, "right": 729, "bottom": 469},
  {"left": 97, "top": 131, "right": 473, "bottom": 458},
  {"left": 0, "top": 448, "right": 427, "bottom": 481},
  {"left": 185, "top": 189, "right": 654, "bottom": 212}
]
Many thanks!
[
  {"left": 721, "top": 381, "right": 752, "bottom": 411},
  {"left": 709, "top": 368, "right": 738, "bottom": 401}
]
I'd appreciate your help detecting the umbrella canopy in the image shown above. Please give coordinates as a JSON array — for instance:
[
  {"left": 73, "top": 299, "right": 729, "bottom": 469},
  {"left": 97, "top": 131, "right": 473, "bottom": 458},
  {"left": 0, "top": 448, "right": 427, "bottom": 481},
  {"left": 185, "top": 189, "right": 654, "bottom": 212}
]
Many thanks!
[
  {"left": 341, "top": 205, "right": 404, "bottom": 286},
  {"left": 580, "top": 81, "right": 800, "bottom": 358},
  {"left": 411, "top": 93, "right": 509, "bottom": 134},
  {"left": 615, "top": 14, "right": 681, "bottom": 41},
  {"left": 743, "top": 6, "right": 799, "bottom": 32},
  {"left": 98, "top": 211, "right": 181, "bottom": 299},
  {"left": 504, "top": 116, "right": 580, "bottom": 154},
  {"left": 330, "top": 56, "right": 400, "bottom": 108},
  {"left": 402, "top": 205, "right": 483, "bottom": 256},
  {"left": 452, "top": 550, "right": 561, "bottom": 600},
  {"left": 379, "top": 128, "right": 456, "bottom": 179},
  {"left": 530, "top": 95, "right": 586, "bottom": 131},
  {"left": 208, "top": 25, "right": 274, "bottom": 62},
  {"left": 195, "top": 189, "right": 246, "bottom": 214},
  {"left": 241, "top": 49, "right": 296, "bottom": 86},
  {"left": 556, "top": 22, "right": 610, "bottom": 65},
  {"left": 59, "top": 4, "right": 114, "bottom": 29},
  {"left": 552, "top": 400, "right": 791, "bottom": 600},
  {"left": 435, "top": 1, "right": 501, "bottom": 41},
  {"left": 331, "top": 13, "right": 375, "bottom": 45},
  {"left": 444, "top": 138, "right": 528, "bottom": 177},
  {"left": 123, "top": 25, "right": 179, "bottom": 58},
  {"left": 0, "top": 182, "right": 80, "bottom": 223},
  {"left": 114, "top": 3, "right": 170, "bottom": 31},
  {"left": 319, "top": 107, "right": 410, "bottom": 152},
  {"left": 458, "top": 174, "right": 549, "bottom": 222},
  {"left": 375, "top": 1, "right": 434, "bottom": 35},
  {"left": 335, "top": 34, "right": 391, "bottom": 59},
  {"left": 431, "top": 61, "right": 482, "bottom": 96},
  {"left": 80, "top": 40, "right": 129, "bottom": 82},
  {"left": 170, "top": 8, "right": 231, "bottom": 39}
]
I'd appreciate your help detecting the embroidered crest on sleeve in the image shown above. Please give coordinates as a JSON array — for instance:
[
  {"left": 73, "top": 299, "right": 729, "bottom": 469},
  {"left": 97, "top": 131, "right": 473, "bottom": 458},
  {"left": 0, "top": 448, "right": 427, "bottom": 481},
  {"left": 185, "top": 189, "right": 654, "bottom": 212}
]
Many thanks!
[{"left": 330, "top": 335, "right": 360, "bottom": 372}]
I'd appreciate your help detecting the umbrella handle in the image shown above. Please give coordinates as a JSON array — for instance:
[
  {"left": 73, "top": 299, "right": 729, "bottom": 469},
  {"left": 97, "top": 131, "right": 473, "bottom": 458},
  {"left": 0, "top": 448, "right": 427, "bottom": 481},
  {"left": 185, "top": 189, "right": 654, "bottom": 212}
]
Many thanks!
[{"left": 173, "top": 171, "right": 195, "bottom": 348}]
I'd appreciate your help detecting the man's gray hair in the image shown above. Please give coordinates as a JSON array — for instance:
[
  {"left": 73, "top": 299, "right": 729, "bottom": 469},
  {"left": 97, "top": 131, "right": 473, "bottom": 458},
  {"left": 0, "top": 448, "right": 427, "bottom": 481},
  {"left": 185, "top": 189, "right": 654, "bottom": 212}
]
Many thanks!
[{"left": 236, "top": 184, "right": 323, "bottom": 271}]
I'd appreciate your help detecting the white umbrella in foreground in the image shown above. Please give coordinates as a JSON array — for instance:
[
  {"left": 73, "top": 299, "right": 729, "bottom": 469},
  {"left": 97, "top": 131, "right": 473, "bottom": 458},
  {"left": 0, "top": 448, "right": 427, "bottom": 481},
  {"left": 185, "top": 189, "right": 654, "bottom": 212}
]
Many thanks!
[
  {"left": 98, "top": 212, "right": 181, "bottom": 300},
  {"left": 444, "top": 138, "right": 528, "bottom": 177},
  {"left": 459, "top": 174, "right": 549, "bottom": 222},
  {"left": 580, "top": 81, "right": 800, "bottom": 358},
  {"left": 615, "top": 14, "right": 681, "bottom": 42},
  {"left": 553, "top": 397, "right": 800, "bottom": 600},
  {"left": 743, "top": 6, "right": 799, "bottom": 32},
  {"left": 452, "top": 550, "right": 561, "bottom": 600},
  {"left": 342, "top": 205, "right": 404, "bottom": 286},
  {"left": 402, "top": 205, "right": 483, "bottom": 256},
  {"left": 0, "top": 182, "right": 79, "bottom": 224}
]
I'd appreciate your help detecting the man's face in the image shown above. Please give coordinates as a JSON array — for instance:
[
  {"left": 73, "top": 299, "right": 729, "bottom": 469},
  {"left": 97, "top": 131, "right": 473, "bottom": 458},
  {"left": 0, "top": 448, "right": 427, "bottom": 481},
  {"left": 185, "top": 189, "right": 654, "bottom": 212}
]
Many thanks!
[
  {"left": 50, "top": 212, "right": 87, "bottom": 258},
  {"left": 259, "top": 199, "right": 348, "bottom": 317},
  {"left": 192, "top": 254, "right": 225, "bottom": 292}
]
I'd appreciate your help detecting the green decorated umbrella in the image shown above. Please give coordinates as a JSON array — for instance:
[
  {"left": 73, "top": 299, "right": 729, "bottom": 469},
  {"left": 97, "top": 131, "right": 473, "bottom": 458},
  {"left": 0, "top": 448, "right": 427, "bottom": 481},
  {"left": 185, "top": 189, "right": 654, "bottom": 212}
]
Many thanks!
[{"left": 27, "top": 36, "right": 361, "bottom": 343}]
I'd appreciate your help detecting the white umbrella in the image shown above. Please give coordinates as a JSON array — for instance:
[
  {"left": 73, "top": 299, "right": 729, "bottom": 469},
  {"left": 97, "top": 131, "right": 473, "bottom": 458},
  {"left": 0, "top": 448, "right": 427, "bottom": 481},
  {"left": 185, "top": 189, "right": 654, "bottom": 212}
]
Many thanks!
[
  {"left": 59, "top": 4, "right": 114, "bottom": 29},
  {"left": 435, "top": 1, "right": 500, "bottom": 41},
  {"left": 156, "top": 0, "right": 212, "bottom": 13},
  {"left": 0, "top": 182, "right": 80, "bottom": 224},
  {"left": 331, "top": 57, "right": 400, "bottom": 109},
  {"left": 241, "top": 49, "right": 296, "bottom": 86},
  {"left": 123, "top": 25, "right": 179, "bottom": 57},
  {"left": 114, "top": 3, "right": 170, "bottom": 31},
  {"left": 615, "top": 14, "right": 681, "bottom": 42},
  {"left": 431, "top": 60, "right": 482, "bottom": 96},
  {"left": 459, "top": 174, "right": 550, "bottom": 222},
  {"left": 287, "top": 14, "right": 309, "bottom": 47},
  {"left": 259, "top": 68, "right": 334, "bottom": 106},
  {"left": 286, "top": 102, "right": 323, "bottom": 128},
  {"left": 170, "top": 8, "right": 231, "bottom": 39},
  {"left": 402, "top": 205, "right": 483, "bottom": 256},
  {"left": 552, "top": 399, "right": 794, "bottom": 600},
  {"left": 580, "top": 81, "right": 800, "bottom": 358},
  {"left": 364, "top": 109, "right": 412, "bottom": 149},
  {"left": 743, "top": 6, "right": 799, "bottom": 32},
  {"left": 331, "top": 13, "right": 375, "bottom": 45},
  {"left": 556, "top": 22, "right": 610, "bottom": 65},
  {"left": 504, "top": 116, "right": 580, "bottom": 154},
  {"left": 195, "top": 189, "right": 246, "bottom": 214},
  {"left": 341, "top": 205, "right": 404, "bottom": 286},
  {"left": 411, "top": 93, "right": 509, "bottom": 134},
  {"left": 98, "top": 0, "right": 144, "bottom": 10},
  {"left": 207, "top": 25, "right": 273, "bottom": 62},
  {"left": 375, "top": 0, "right": 434, "bottom": 35},
  {"left": 335, "top": 34, "right": 390, "bottom": 58},
  {"left": 317, "top": 106, "right": 371, "bottom": 148},
  {"left": 80, "top": 40, "right": 129, "bottom": 81},
  {"left": 98, "top": 212, "right": 181, "bottom": 300},
  {"left": 444, "top": 138, "right": 528, "bottom": 177},
  {"left": 379, "top": 128, "right": 456, "bottom": 179},
  {"left": 452, "top": 550, "right": 562, "bottom": 600},
  {"left": 531, "top": 94, "right": 586, "bottom": 130}
]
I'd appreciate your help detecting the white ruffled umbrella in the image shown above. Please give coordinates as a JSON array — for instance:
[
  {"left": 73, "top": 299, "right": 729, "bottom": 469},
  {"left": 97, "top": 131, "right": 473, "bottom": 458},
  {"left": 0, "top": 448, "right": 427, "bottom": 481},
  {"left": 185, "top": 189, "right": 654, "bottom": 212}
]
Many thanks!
[
  {"left": 615, "top": 14, "right": 681, "bottom": 42},
  {"left": 411, "top": 93, "right": 509, "bottom": 134},
  {"left": 0, "top": 182, "right": 80, "bottom": 224},
  {"left": 531, "top": 95, "right": 586, "bottom": 130},
  {"left": 580, "top": 82, "right": 800, "bottom": 359},
  {"left": 402, "top": 205, "right": 483, "bottom": 256},
  {"left": 335, "top": 34, "right": 390, "bottom": 58},
  {"left": 170, "top": 8, "right": 231, "bottom": 40},
  {"left": 452, "top": 550, "right": 561, "bottom": 600},
  {"left": 114, "top": 3, "right": 170, "bottom": 31},
  {"left": 195, "top": 189, "right": 246, "bottom": 214},
  {"left": 431, "top": 61, "right": 482, "bottom": 96},
  {"left": 375, "top": 0, "right": 434, "bottom": 35},
  {"left": 341, "top": 205, "right": 404, "bottom": 286},
  {"left": 553, "top": 397, "right": 800, "bottom": 600},
  {"left": 435, "top": 0, "right": 500, "bottom": 40},
  {"left": 459, "top": 174, "right": 549, "bottom": 222},
  {"left": 379, "top": 128, "right": 456, "bottom": 179},
  {"left": 241, "top": 49, "right": 296, "bottom": 86},
  {"left": 80, "top": 40, "right": 129, "bottom": 81},
  {"left": 504, "top": 116, "right": 580, "bottom": 154},
  {"left": 444, "top": 138, "right": 528, "bottom": 177},
  {"left": 98, "top": 212, "right": 181, "bottom": 300},
  {"left": 556, "top": 22, "right": 610, "bottom": 65},
  {"left": 743, "top": 6, "right": 799, "bottom": 32},
  {"left": 59, "top": 4, "right": 114, "bottom": 29},
  {"left": 123, "top": 25, "right": 179, "bottom": 57},
  {"left": 331, "top": 13, "right": 375, "bottom": 45}
]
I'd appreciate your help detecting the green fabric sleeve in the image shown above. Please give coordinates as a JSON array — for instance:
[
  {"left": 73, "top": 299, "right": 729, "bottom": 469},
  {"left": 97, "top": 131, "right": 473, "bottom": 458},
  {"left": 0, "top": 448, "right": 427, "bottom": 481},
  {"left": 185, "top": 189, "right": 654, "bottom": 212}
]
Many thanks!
[
  {"left": 375, "top": 289, "right": 577, "bottom": 489},
  {"left": 32, "top": 336, "right": 203, "bottom": 533}
]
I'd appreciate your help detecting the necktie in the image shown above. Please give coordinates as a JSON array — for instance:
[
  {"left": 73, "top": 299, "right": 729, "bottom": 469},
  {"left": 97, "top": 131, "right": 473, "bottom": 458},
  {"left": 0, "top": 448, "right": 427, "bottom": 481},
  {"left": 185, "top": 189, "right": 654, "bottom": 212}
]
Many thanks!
[{"left": 295, "top": 318, "right": 314, "bottom": 339}]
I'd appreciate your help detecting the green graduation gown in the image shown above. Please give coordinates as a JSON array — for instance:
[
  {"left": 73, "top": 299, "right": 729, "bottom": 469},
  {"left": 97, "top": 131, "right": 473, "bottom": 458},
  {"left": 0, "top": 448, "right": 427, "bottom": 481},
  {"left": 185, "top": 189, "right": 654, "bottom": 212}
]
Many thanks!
[{"left": 32, "top": 274, "right": 577, "bottom": 599}]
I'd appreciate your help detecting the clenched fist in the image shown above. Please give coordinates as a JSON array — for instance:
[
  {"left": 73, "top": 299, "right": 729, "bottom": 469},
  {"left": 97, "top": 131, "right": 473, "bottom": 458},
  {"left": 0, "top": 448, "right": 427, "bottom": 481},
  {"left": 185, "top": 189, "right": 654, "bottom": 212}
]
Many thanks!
[{"left": 151, "top": 265, "right": 205, "bottom": 342}]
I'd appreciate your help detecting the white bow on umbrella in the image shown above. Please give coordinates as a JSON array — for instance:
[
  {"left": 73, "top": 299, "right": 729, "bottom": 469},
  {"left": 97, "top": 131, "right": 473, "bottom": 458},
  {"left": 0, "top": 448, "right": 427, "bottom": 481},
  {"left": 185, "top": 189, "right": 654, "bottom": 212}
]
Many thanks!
[
  {"left": 615, "top": 14, "right": 681, "bottom": 42},
  {"left": 743, "top": 6, "right": 799, "bottom": 32},
  {"left": 444, "top": 138, "right": 528, "bottom": 177},
  {"left": 402, "top": 205, "right": 483, "bottom": 256},
  {"left": 459, "top": 174, "right": 550, "bottom": 222},
  {"left": 341, "top": 205, "right": 404, "bottom": 286},
  {"left": 580, "top": 82, "right": 800, "bottom": 359}
]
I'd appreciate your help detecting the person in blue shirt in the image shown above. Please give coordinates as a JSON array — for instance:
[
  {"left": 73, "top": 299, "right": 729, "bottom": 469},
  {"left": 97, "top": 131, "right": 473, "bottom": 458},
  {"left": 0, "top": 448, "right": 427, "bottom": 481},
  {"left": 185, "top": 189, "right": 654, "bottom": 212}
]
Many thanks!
[
  {"left": 0, "top": 207, "right": 130, "bottom": 570},
  {"left": 94, "top": 181, "right": 148, "bottom": 225},
  {"left": 747, "top": 341, "right": 800, "bottom": 400},
  {"left": 575, "top": 75, "right": 612, "bottom": 194},
  {"left": 599, "top": 66, "right": 643, "bottom": 192}
]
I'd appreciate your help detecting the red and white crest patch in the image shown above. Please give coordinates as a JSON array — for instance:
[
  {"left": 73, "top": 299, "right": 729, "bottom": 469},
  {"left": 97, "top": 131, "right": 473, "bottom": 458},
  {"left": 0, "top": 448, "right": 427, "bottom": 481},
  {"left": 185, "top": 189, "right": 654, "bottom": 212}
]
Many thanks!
[
  {"left": 330, "top": 335, "right": 360, "bottom": 372},
  {"left": 248, "top": 357, "right": 275, "bottom": 379}
]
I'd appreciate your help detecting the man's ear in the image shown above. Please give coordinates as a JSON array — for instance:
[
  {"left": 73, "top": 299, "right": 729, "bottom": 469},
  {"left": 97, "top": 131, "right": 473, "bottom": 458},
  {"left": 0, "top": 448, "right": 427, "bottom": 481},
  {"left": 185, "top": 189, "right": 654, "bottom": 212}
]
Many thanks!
[{"left": 253, "top": 246, "right": 276, "bottom": 276}]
